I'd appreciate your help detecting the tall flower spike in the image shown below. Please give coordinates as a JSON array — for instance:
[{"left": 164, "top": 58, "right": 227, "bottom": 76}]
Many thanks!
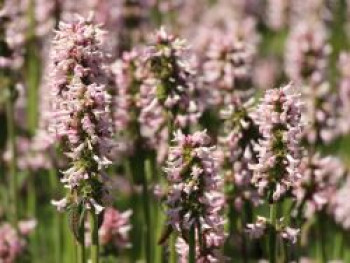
[
  {"left": 249, "top": 83, "right": 304, "bottom": 202},
  {"left": 164, "top": 130, "right": 225, "bottom": 262},
  {"left": 285, "top": 21, "right": 331, "bottom": 86},
  {"left": 201, "top": 32, "right": 256, "bottom": 108},
  {"left": 49, "top": 15, "right": 113, "bottom": 214},
  {"left": 111, "top": 48, "right": 168, "bottom": 162},
  {"left": 142, "top": 26, "right": 200, "bottom": 130},
  {"left": 219, "top": 96, "right": 261, "bottom": 210},
  {"left": 302, "top": 82, "right": 342, "bottom": 145},
  {"left": 294, "top": 153, "right": 346, "bottom": 219},
  {"left": 111, "top": 50, "right": 143, "bottom": 157}
]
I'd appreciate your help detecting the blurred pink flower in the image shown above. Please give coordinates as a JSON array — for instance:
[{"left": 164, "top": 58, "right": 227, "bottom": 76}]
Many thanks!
[
  {"left": 0, "top": 220, "right": 35, "bottom": 263},
  {"left": 99, "top": 208, "right": 132, "bottom": 249},
  {"left": 249, "top": 83, "right": 304, "bottom": 202},
  {"left": 295, "top": 153, "right": 345, "bottom": 218},
  {"left": 285, "top": 21, "right": 330, "bottom": 86}
]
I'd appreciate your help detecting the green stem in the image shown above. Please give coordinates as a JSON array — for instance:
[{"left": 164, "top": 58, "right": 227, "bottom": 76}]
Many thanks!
[
  {"left": 78, "top": 241, "right": 86, "bottom": 263},
  {"left": 6, "top": 89, "right": 17, "bottom": 227},
  {"left": 49, "top": 169, "right": 62, "bottom": 263},
  {"left": 169, "top": 233, "right": 177, "bottom": 263},
  {"left": 27, "top": 171, "right": 38, "bottom": 259},
  {"left": 282, "top": 241, "right": 288, "bottom": 263},
  {"left": 241, "top": 202, "right": 250, "bottom": 263},
  {"left": 334, "top": 229, "right": 343, "bottom": 259},
  {"left": 345, "top": 231, "right": 350, "bottom": 263},
  {"left": 126, "top": 156, "right": 145, "bottom": 262},
  {"left": 78, "top": 209, "right": 86, "bottom": 263},
  {"left": 63, "top": 213, "right": 76, "bottom": 262},
  {"left": 142, "top": 156, "right": 152, "bottom": 263},
  {"left": 89, "top": 211, "right": 99, "bottom": 263},
  {"left": 189, "top": 225, "right": 196, "bottom": 263},
  {"left": 26, "top": 0, "right": 41, "bottom": 134},
  {"left": 317, "top": 213, "right": 327, "bottom": 263},
  {"left": 224, "top": 201, "right": 236, "bottom": 258},
  {"left": 269, "top": 203, "right": 277, "bottom": 263},
  {"left": 168, "top": 110, "right": 176, "bottom": 263},
  {"left": 27, "top": 172, "right": 36, "bottom": 217}
]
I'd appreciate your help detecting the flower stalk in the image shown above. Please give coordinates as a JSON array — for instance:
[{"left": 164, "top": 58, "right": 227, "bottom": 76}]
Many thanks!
[
  {"left": 90, "top": 211, "right": 99, "bottom": 263},
  {"left": 6, "top": 86, "right": 18, "bottom": 227},
  {"left": 188, "top": 225, "right": 196, "bottom": 263},
  {"left": 269, "top": 203, "right": 277, "bottom": 263}
]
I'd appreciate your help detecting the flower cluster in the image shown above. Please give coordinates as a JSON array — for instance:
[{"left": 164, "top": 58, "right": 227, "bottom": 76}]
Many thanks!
[
  {"left": 302, "top": 82, "right": 342, "bottom": 145},
  {"left": 246, "top": 217, "right": 299, "bottom": 244},
  {"left": 246, "top": 216, "right": 267, "bottom": 239},
  {"left": 111, "top": 47, "right": 167, "bottom": 162},
  {"left": 111, "top": 50, "right": 144, "bottom": 156},
  {"left": 331, "top": 176, "right": 350, "bottom": 230},
  {"left": 49, "top": 15, "right": 113, "bottom": 213},
  {"left": 200, "top": 32, "right": 256, "bottom": 107},
  {"left": 253, "top": 57, "right": 280, "bottom": 91},
  {"left": 34, "top": 0, "right": 57, "bottom": 37},
  {"left": 0, "top": 220, "right": 36, "bottom": 263},
  {"left": 290, "top": 0, "right": 331, "bottom": 26},
  {"left": 0, "top": 0, "right": 27, "bottom": 70},
  {"left": 99, "top": 208, "right": 132, "bottom": 250},
  {"left": 0, "top": 223, "right": 25, "bottom": 263},
  {"left": 337, "top": 52, "right": 350, "bottom": 134},
  {"left": 266, "top": 0, "right": 289, "bottom": 31},
  {"left": 164, "top": 130, "right": 225, "bottom": 262},
  {"left": 285, "top": 21, "right": 331, "bottom": 86},
  {"left": 249, "top": 83, "right": 304, "bottom": 202},
  {"left": 294, "top": 153, "right": 346, "bottom": 218},
  {"left": 142, "top": 27, "right": 200, "bottom": 129},
  {"left": 3, "top": 134, "right": 53, "bottom": 172},
  {"left": 219, "top": 97, "right": 261, "bottom": 210}
]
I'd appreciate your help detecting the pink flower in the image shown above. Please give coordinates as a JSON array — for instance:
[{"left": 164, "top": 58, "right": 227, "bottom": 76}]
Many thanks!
[
  {"left": 294, "top": 153, "right": 345, "bottom": 218},
  {"left": 249, "top": 83, "right": 304, "bottom": 202},
  {"left": 142, "top": 26, "right": 201, "bottom": 130},
  {"left": 331, "top": 176, "right": 350, "bottom": 230},
  {"left": 266, "top": 0, "right": 289, "bottom": 31},
  {"left": 0, "top": 223, "right": 27, "bottom": 263},
  {"left": 302, "top": 82, "right": 342, "bottom": 145},
  {"left": 285, "top": 21, "right": 330, "bottom": 86},
  {"left": 0, "top": 0, "right": 27, "bottom": 70},
  {"left": 48, "top": 15, "right": 113, "bottom": 213},
  {"left": 99, "top": 208, "right": 132, "bottom": 250},
  {"left": 200, "top": 32, "right": 256, "bottom": 107},
  {"left": 280, "top": 227, "right": 300, "bottom": 244},
  {"left": 337, "top": 52, "right": 350, "bottom": 134},
  {"left": 246, "top": 216, "right": 267, "bottom": 239},
  {"left": 164, "top": 130, "right": 225, "bottom": 261},
  {"left": 219, "top": 97, "right": 261, "bottom": 209}
]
